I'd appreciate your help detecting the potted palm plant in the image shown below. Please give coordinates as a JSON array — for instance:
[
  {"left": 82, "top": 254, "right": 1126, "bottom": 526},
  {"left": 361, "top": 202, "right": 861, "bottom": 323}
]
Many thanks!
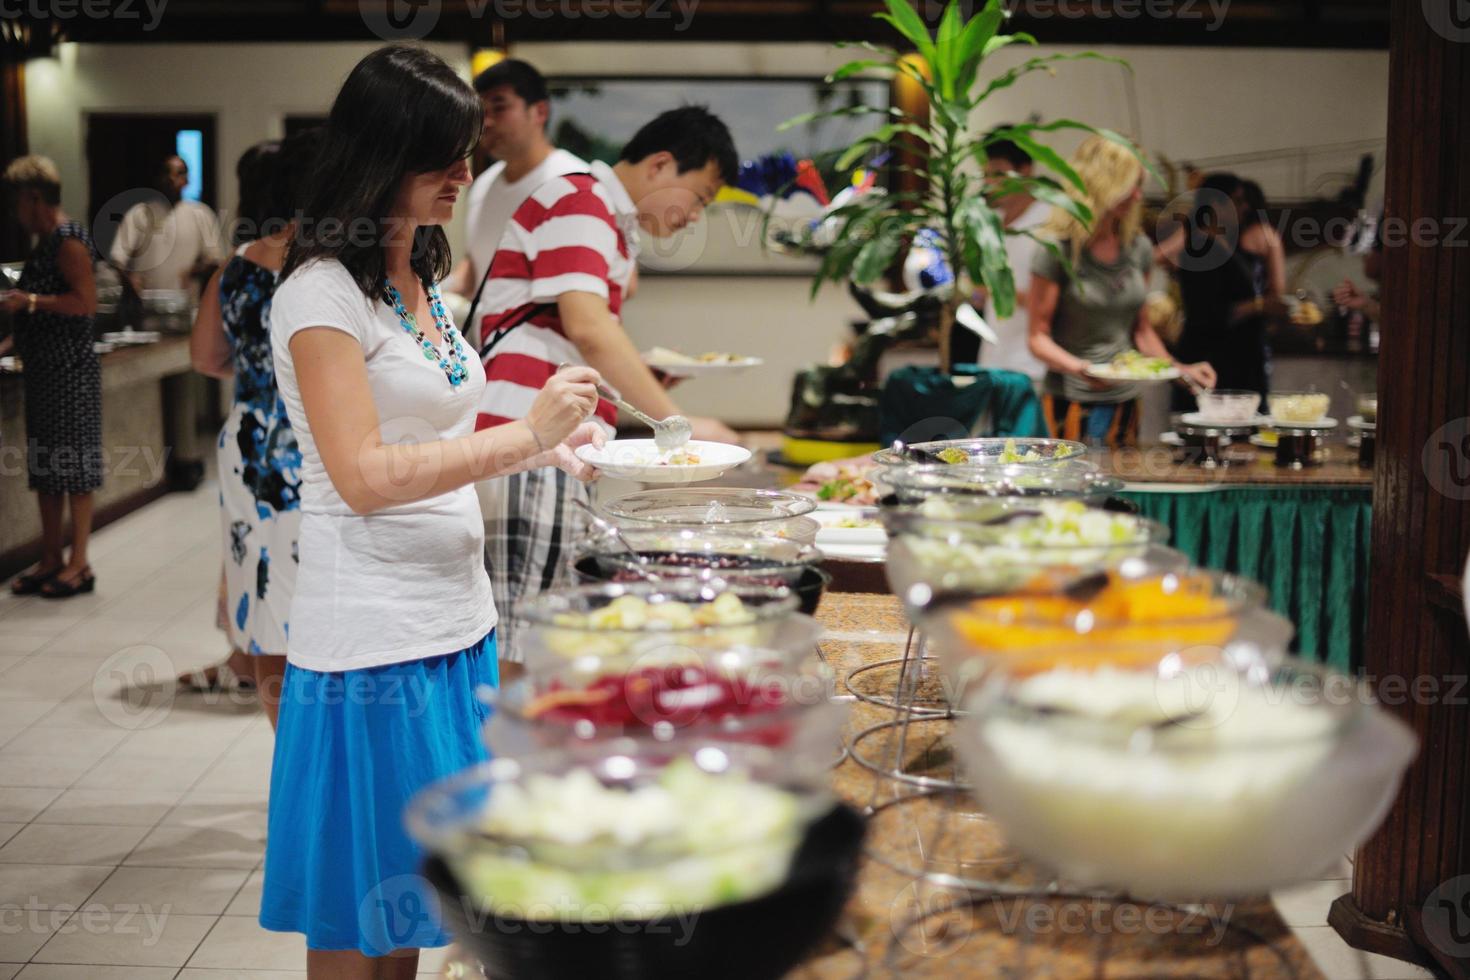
[{"left": 782, "top": 0, "right": 1155, "bottom": 369}]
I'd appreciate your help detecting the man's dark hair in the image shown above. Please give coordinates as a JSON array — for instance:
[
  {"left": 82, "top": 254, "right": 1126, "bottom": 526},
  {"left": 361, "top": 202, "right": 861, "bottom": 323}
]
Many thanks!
[
  {"left": 473, "top": 58, "right": 548, "bottom": 106},
  {"left": 619, "top": 105, "right": 738, "bottom": 184},
  {"left": 282, "top": 44, "right": 482, "bottom": 300},
  {"left": 984, "top": 126, "right": 1032, "bottom": 170}
]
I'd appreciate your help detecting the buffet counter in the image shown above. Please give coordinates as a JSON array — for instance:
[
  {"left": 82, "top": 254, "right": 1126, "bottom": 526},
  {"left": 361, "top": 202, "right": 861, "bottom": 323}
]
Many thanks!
[
  {"left": 1100, "top": 445, "right": 1371, "bottom": 672},
  {"left": 791, "top": 591, "right": 1330, "bottom": 979},
  {"left": 0, "top": 336, "right": 196, "bottom": 577}
]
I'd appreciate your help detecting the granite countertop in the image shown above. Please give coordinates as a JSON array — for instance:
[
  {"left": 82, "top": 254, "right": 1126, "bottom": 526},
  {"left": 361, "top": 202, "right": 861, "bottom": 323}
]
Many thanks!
[{"left": 788, "top": 591, "right": 1330, "bottom": 979}]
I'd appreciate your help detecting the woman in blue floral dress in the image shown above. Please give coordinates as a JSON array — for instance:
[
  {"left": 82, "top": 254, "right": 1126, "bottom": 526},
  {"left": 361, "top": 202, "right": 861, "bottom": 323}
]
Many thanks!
[{"left": 189, "top": 132, "right": 319, "bottom": 726}]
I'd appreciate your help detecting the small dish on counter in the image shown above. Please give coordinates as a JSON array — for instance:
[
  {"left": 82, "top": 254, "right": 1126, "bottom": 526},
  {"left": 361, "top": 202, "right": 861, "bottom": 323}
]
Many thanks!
[{"left": 1192, "top": 389, "right": 1261, "bottom": 425}]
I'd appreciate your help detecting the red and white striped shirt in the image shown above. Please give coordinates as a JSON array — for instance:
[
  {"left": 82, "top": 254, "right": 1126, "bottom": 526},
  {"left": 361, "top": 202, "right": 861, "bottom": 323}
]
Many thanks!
[{"left": 474, "top": 164, "right": 636, "bottom": 433}]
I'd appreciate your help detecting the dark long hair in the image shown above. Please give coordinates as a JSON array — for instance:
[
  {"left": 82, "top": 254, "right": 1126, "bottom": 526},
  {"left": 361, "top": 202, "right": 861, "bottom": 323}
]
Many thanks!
[
  {"left": 234, "top": 140, "right": 280, "bottom": 245},
  {"left": 281, "top": 45, "right": 482, "bottom": 300}
]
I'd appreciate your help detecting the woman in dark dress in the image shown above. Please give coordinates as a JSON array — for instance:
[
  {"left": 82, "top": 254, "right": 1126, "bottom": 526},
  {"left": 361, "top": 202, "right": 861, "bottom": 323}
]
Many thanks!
[
  {"left": 1, "top": 155, "right": 103, "bottom": 599},
  {"left": 1166, "top": 173, "right": 1287, "bottom": 411}
]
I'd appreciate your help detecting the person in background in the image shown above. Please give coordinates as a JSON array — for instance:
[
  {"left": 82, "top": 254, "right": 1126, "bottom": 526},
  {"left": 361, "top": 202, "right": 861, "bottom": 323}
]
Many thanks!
[
  {"left": 474, "top": 105, "right": 740, "bottom": 669},
  {"left": 260, "top": 46, "right": 603, "bottom": 977},
  {"left": 1164, "top": 173, "right": 1285, "bottom": 411},
  {"left": 441, "top": 58, "right": 586, "bottom": 328},
  {"left": 180, "top": 130, "right": 321, "bottom": 724},
  {"left": 966, "top": 128, "right": 1050, "bottom": 381},
  {"left": 109, "top": 154, "right": 225, "bottom": 301},
  {"left": 1333, "top": 213, "right": 1383, "bottom": 322},
  {"left": 1, "top": 155, "right": 103, "bottom": 599},
  {"left": 1028, "top": 136, "right": 1216, "bottom": 446}
]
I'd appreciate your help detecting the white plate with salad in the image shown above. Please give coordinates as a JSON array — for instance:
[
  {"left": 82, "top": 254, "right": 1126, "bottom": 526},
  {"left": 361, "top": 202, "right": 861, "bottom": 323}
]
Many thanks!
[
  {"left": 643, "top": 346, "right": 764, "bottom": 378},
  {"left": 576, "top": 439, "right": 751, "bottom": 484},
  {"left": 1086, "top": 351, "right": 1181, "bottom": 382}
]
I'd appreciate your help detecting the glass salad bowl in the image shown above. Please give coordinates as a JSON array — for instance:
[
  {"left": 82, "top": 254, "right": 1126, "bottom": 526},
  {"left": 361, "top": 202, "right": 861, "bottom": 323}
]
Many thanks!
[
  {"left": 407, "top": 741, "right": 865, "bottom": 980},
  {"left": 953, "top": 658, "right": 1417, "bottom": 898},
  {"left": 516, "top": 581, "right": 820, "bottom": 666},
  {"left": 918, "top": 557, "right": 1293, "bottom": 700},
  {"left": 599, "top": 489, "right": 819, "bottom": 544},
  {"left": 872, "top": 437, "right": 1087, "bottom": 467},
  {"left": 481, "top": 645, "right": 845, "bottom": 761},
  {"left": 883, "top": 500, "right": 1175, "bottom": 610},
  {"left": 881, "top": 460, "right": 1123, "bottom": 506}
]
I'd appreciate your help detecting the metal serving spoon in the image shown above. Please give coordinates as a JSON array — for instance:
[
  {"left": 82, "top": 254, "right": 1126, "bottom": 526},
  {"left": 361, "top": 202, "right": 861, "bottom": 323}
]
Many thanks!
[
  {"left": 568, "top": 498, "right": 661, "bottom": 582},
  {"left": 557, "top": 363, "right": 691, "bottom": 453}
]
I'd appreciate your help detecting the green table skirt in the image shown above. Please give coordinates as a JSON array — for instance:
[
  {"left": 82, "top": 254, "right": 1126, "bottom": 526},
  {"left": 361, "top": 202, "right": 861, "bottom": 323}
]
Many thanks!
[{"left": 1120, "top": 486, "right": 1372, "bottom": 672}]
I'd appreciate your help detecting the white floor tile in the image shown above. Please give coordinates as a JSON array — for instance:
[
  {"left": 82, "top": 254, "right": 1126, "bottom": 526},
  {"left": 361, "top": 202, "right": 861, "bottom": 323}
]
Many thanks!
[
  {"left": 0, "top": 787, "right": 62, "bottom": 823},
  {"left": 0, "top": 703, "right": 63, "bottom": 728},
  {"left": 0, "top": 910, "right": 61, "bottom": 963},
  {"left": 31, "top": 908, "right": 216, "bottom": 967},
  {"left": 0, "top": 823, "right": 149, "bottom": 866},
  {"left": 87, "top": 866, "right": 251, "bottom": 916},
  {"left": 0, "top": 726, "right": 127, "bottom": 761},
  {"left": 0, "top": 728, "right": 26, "bottom": 750},
  {"left": 0, "top": 657, "right": 26, "bottom": 675},
  {"left": 185, "top": 917, "right": 304, "bottom": 971},
  {"left": 16, "top": 965, "right": 178, "bottom": 980},
  {"left": 35, "top": 787, "right": 184, "bottom": 826},
  {"left": 1273, "top": 878, "right": 1350, "bottom": 928},
  {"left": 72, "top": 754, "right": 213, "bottom": 792},
  {"left": 0, "top": 631, "right": 52, "bottom": 656},
  {"left": 0, "top": 660, "right": 100, "bottom": 702},
  {"left": 0, "top": 864, "right": 114, "bottom": 909},
  {"left": 162, "top": 794, "right": 266, "bottom": 837},
  {"left": 0, "top": 755, "right": 96, "bottom": 790},
  {"left": 176, "top": 971, "right": 306, "bottom": 980},
  {"left": 0, "top": 964, "right": 19, "bottom": 980},
  {"left": 0, "top": 825, "right": 23, "bottom": 847},
  {"left": 1293, "top": 926, "right": 1437, "bottom": 980},
  {"left": 97, "top": 588, "right": 204, "bottom": 625},
  {"left": 123, "top": 825, "right": 262, "bottom": 870},
  {"left": 221, "top": 869, "right": 262, "bottom": 918},
  {"left": 112, "top": 723, "right": 244, "bottom": 761},
  {"left": 41, "top": 616, "right": 165, "bottom": 653}
]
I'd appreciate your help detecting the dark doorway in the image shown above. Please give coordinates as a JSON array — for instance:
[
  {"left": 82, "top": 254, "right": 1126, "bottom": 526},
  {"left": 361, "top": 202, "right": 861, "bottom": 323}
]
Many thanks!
[{"left": 84, "top": 112, "right": 217, "bottom": 259}]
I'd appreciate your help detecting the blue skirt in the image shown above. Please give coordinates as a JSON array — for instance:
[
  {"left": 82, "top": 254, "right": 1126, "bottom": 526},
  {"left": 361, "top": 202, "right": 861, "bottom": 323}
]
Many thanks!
[{"left": 259, "top": 632, "right": 498, "bottom": 955}]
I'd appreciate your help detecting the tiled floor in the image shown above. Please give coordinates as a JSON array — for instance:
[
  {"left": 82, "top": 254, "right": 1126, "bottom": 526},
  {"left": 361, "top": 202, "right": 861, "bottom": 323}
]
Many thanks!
[{"left": 0, "top": 485, "right": 1439, "bottom": 979}]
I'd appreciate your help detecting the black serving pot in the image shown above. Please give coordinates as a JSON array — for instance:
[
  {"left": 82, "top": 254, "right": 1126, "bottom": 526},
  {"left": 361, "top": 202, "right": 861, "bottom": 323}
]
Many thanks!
[
  {"left": 422, "top": 803, "right": 865, "bottom": 980},
  {"left": 572, "top": 555, "right": 831, "bottom": 617}
]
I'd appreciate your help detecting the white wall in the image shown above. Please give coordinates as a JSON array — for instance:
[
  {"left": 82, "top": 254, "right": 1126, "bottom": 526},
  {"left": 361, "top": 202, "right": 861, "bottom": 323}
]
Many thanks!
[
  {"left": 22, "top": 39, "right": 1388, "bottom": 427},
  {"left": 23, "top": 41, "right": 472, "bottom": 244}
]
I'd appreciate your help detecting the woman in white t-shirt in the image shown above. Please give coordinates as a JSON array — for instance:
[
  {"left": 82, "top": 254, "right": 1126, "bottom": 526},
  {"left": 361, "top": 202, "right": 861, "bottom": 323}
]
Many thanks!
[{"left": 258, "top": 46, "right": 603, "bottom": 979}]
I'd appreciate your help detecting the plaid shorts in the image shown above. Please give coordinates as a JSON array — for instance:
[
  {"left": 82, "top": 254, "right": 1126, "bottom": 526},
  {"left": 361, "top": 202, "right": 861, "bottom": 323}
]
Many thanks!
[{"left": 480, "top": 466, "right": 590, "bottom": 663}]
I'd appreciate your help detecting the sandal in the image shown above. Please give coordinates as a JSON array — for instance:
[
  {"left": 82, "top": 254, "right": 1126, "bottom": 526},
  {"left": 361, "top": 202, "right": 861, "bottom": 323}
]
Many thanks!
[
  {"left": 179, "top": 661, "right": 257, "bottom": 694},
  {"left": 11, "top": 567, "right": 61, "bottom": 595},
  {"left": 39, "top": 567, "right": 96, "bottom": 599}
]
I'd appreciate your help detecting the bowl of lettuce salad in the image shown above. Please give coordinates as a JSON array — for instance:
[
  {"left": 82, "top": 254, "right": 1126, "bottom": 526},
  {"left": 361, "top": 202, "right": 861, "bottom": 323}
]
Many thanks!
[
  {"left": 884, "top": 500, "right": 1176, "bottom": 607},
  {"left": 408, "top": 743, "right": 864, "bottom": 980},
  {"left": 872, "top": 437, "right": 1087, "bottom": 467}
]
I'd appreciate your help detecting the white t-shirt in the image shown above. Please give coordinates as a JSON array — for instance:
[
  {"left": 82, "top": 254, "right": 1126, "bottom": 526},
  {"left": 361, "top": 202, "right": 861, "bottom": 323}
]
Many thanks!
[
  {"left": 979, "top": 198, "right": 1052, "bottom": 381},
  {"left": 463, "top": 149, "right": 587, "bottom": 287},
  {"left": 269, "top": 259, "right": 497, "bottom": 672},
  {"left": 109, "top": 199, "right": 226, "bottom": 300}
]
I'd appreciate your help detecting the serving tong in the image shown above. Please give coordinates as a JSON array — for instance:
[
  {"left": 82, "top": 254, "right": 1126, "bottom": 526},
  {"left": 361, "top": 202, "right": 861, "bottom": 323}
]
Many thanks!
[{"left": 558, "top": 362, "right": 692, "bottom": 453}]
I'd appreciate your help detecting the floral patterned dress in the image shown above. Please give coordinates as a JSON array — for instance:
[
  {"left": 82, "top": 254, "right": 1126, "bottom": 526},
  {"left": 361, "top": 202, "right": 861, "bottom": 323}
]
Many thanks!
[{"left": 217, "top": 248, "right": 301, "bottom": 655}]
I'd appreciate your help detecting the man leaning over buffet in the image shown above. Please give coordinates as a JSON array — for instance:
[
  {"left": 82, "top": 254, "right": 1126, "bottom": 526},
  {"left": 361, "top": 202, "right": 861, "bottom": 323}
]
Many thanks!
[{"left": 474, "top": 105, "right": 741, "bottom": 675}]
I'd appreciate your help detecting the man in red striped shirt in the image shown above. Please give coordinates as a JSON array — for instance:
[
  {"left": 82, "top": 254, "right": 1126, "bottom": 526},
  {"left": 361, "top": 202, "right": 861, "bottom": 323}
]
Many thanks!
[{"left": 474, "top": 106, "right": 740, "bottom": 665}]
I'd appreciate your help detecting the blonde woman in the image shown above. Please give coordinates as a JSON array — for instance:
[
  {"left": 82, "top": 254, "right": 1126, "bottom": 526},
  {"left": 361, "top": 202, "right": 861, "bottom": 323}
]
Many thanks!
[{"left": 1027, "top": 136, "right": 1215, "bottom": 446}]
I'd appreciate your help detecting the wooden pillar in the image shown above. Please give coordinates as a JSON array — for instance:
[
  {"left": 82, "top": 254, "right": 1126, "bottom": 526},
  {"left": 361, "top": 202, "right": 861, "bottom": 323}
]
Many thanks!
[
  {"left": 0, "top": 52, "right": 29, "bottom": 262},
  {"left": 1327, "top": 1, "right": 1470, "bottom": 976}
]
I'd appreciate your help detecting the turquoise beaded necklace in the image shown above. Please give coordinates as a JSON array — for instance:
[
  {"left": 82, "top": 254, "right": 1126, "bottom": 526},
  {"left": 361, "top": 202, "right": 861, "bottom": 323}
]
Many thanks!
[{"left": 383, "top": 277, "right": 470, "bottom": 388}]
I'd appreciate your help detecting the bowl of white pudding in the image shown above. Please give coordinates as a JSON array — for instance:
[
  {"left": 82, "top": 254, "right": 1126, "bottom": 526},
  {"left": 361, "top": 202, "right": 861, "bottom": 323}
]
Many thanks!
[{"left": 956, "top": 659, "right": 1417, "bottom": 898}]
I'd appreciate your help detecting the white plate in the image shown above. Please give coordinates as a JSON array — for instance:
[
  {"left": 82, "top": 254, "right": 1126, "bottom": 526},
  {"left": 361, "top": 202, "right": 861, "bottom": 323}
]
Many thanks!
[
  {"left": 575, "top": 439, "right": 751, "bottom": 484},
  {"left": 101, "top": 331, "right": 162, "bottom": 344},
  {"left": 0, "top": 356, "right": 18, "bottom": 373},
  {"left": 1264, "top": 416, "right": 1338, "bottom": 430},
  {"left": 642, "top": 350, "right": 764, "bottom": 379},
  {"left": 1346, "top": 415, "right": 1376, "bottom": 431},
  {"left": 1086, "top": 362, "right": 1181, "bottom": 382},
  {"left": 1179, "top": 412, "right": 1269, "bottom": 429}
]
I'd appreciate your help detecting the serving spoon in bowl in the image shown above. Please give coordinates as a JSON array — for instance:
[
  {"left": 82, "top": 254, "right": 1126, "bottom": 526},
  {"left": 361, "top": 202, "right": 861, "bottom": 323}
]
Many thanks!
[{"left": 557, "top": 363, "right": 692, "bottom": 453}]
